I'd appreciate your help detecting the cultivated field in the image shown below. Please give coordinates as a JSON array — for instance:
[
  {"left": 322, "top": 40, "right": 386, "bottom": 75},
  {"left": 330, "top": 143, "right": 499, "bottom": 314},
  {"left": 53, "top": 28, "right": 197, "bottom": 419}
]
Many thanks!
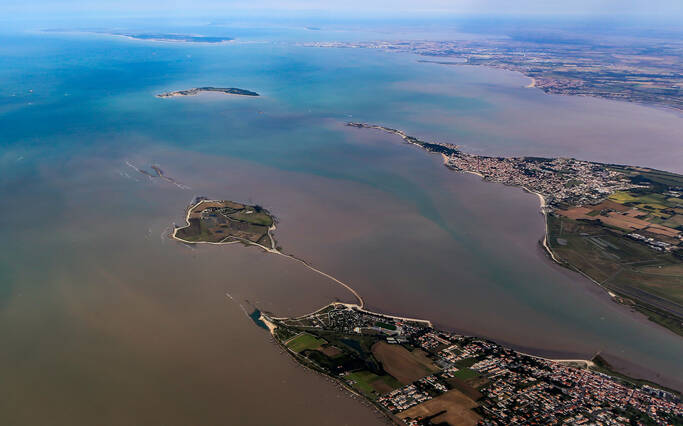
[
  {"left": 398, "top": 389, "right": 481, "bottom": 426},
  {"left": 372, "top": 342, "right": 438, "bottom": 385},
  {"left": 286, "top": 333, "right": 327, "bottom": 353}
]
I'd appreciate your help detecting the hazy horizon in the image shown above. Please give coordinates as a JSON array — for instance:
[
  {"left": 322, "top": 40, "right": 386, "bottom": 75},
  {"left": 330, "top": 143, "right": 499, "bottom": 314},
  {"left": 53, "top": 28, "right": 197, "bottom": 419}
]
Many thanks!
[{"left": 3, "top": 0, "right": 682, "bottom": 22}]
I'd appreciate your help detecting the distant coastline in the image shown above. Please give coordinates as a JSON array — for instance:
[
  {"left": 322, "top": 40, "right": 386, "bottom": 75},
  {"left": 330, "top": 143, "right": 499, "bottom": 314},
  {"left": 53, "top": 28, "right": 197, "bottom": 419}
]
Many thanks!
[{"left": 42, "top": 29, "right": 234, "bottom": 44}]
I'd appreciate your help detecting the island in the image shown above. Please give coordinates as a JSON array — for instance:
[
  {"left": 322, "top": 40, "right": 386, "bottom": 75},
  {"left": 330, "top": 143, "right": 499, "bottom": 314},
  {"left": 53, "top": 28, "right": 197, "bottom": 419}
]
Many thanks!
[
  {"left": 117, "top": 33, "right": 233, "bottom": 43},
  {"left": 347, "top": 123, "right": 683, "bottom": 337},
  {"left": 156, "top": 87, "right": 260, "bottom": 98},
  {"left": 42, "top": 30, "right": 234, "bottom": 44},
  {"left": 260, "top": 303, "right": 682, "bottom": 425},
  {"left": 173, "top": 198, "right": 275, "bottom": 247}
]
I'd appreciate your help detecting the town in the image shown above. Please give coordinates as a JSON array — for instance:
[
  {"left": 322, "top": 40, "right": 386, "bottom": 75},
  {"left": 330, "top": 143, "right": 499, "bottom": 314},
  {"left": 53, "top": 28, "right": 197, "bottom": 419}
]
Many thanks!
[{"left": 264, "top": 303, "right": 682, "bottom": 425}]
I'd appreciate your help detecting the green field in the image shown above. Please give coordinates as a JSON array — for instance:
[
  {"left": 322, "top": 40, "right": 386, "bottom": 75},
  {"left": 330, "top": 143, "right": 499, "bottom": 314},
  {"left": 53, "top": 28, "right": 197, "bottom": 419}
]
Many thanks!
[
  {"left": 454, "top": 357, "right": 478, "bottom": 369},
  {"left": 286, "top": 333, "right": 327, "bottom": 353},
  {"left": 608, "top": 191, "right": 679, "bottom": 219},
  {"left": 346, "top": 370, "right": 401, "bottom": 400},
  {"left": 452, "top": 368, "right": 481, "bottom": 380},
  {"left": 229, "top": 211, "right": 273, "bottom": 226},
  {"left": 375, "top": 321, "right": 397, "bottom": 330}
]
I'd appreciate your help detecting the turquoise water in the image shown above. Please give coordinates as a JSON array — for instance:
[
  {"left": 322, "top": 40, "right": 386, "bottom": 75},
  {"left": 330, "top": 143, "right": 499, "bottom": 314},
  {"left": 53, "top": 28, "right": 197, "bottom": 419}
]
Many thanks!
[{"left": 1, "top": 27, "right": 682, "bottom": 423}]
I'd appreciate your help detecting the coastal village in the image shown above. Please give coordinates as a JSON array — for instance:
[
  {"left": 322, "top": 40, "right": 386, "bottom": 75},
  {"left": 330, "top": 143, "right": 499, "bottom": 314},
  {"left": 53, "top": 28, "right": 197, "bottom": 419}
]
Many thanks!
[{"left": 263, "top": 303, "right": 682, "bottom": 425}]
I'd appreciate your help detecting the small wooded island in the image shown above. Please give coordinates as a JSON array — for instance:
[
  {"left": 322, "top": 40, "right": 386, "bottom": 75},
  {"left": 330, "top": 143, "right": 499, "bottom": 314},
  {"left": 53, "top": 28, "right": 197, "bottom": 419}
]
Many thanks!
[
  {"left": 173, "top": 198, "right": 275, "bottom": 247},
  {"left": 156, "top": 87, "right": 259, "bottom": 98}
]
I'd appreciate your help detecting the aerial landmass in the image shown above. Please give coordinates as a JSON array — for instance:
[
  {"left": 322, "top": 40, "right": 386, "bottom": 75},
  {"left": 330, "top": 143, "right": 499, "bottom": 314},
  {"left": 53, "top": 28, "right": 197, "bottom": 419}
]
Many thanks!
[
  {"left": 156, "top": 87, "right": 260, "bottom": 98},
  {"left": 173, "top": 198, "right": 275, "bottom": 247},
  {"left": 303, "top": 38, "right": 683, "bottom": 111},
  {"left": 347, "top": 123, "right": 683, "bottom": 336},
  {"left": 115, "top": 33, "right": 233, "bottom": 43},
  {"left": 260, "top": 303, "right": 682, "bottom": 425}
]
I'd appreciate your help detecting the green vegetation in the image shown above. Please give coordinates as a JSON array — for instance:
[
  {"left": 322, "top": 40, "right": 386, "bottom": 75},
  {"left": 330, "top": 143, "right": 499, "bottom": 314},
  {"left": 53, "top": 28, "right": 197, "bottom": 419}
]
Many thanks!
[
  {"left": 286, "top": 333, "right": 327, "bottom": 353},
  {"left": 612, "top": 165, "right": 683, "bottom": 189},
  {"left": 452, "top": 368, "right": 481, "bottom": 380},
  {"left": 547, "top": 214, "right": 683, "bottom": 336},
  {"left": 454, "top": 358, "right": 478, "bottom": 369},
  {"left": 375, "top": 321, "right": 397, "bottom": 331},
  {"left": 346, "top": 371, "right": 401, "bottom": 400},
  {"left": 228, "top": 210, "right": 273, "bottom": 226},
  {"left": 608, "top": 191, "right": 679, "bottom": 218}
]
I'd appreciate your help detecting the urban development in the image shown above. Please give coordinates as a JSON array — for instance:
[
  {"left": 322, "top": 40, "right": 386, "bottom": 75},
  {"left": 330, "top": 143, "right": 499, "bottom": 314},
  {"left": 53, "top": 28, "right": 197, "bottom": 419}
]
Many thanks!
[{"left": 260, "top": 303, "right": 682, "bottom": 425}]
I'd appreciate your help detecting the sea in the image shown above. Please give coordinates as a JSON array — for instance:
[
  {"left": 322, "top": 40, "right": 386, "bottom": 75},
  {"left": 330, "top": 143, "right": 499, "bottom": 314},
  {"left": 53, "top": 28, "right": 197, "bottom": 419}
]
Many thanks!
[{"left": 1, "top": 20, "right": 682, "bottom": 425}]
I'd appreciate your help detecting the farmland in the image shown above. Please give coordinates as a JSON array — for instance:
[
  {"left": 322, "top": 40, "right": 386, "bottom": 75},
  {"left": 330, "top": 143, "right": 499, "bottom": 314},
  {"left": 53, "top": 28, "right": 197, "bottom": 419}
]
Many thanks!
[
  {"left": 547, "top": 214, "right": 683, "bottom": 335},
  {"left": 372, "top": 342, "right": 438, "bottom": 384},
  {"left": 285, "top": 333, "right": 327, "bottom": 353},
  {"left": 398, "top": 389, "right": 481, "bottom": 426}
]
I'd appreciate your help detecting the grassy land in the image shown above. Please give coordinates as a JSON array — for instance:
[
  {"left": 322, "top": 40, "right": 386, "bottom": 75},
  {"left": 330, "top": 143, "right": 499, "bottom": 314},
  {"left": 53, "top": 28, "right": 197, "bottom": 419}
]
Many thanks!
[
  {"left": 452, "top": 368, "right": 481, "bottom": 380},
  {"left": 375, "top": 321, "right": 397, "bottom": 331},
  {"left": 608, "top": 190, "right": 681, "bottom": 219},
  {"left": 286, "top": 333, "right": 327, "bottom": 353},
  {"left": 346, "top": 370, "right": 401, "bottom": 400},
  {"left": 454, "top": 358, "right": 478, "bottom": 369},
  {"left": 546, "top": 214, "right": 683, "bottom": 336},
  {"left": 229, "top": 211, "right": 273, "bottom": 226}
]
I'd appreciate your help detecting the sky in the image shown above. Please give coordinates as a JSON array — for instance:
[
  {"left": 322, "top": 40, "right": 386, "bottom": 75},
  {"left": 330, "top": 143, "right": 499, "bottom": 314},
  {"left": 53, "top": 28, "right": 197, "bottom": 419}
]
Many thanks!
[{"left": 3, "top": 0, "right": 682, "bottom": 19}]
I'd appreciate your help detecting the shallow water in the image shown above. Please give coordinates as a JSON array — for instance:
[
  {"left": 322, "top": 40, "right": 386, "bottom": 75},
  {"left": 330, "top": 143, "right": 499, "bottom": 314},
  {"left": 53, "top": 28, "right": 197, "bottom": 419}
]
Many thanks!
[{"left": 1, "top": 28, "right": 682, "bottom": 424}]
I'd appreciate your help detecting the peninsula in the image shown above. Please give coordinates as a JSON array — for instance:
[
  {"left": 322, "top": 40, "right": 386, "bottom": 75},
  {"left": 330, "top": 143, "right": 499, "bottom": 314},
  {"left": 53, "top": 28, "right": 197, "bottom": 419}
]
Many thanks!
[
  {"left": 156, "top": 87, "right": 260, "bottom": 98},
  {"left": 261, "top": 303, "right": 682, "bottom": 425},
  {"left": 347, "top": 123, "right": 683, "bottom": 337}
]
